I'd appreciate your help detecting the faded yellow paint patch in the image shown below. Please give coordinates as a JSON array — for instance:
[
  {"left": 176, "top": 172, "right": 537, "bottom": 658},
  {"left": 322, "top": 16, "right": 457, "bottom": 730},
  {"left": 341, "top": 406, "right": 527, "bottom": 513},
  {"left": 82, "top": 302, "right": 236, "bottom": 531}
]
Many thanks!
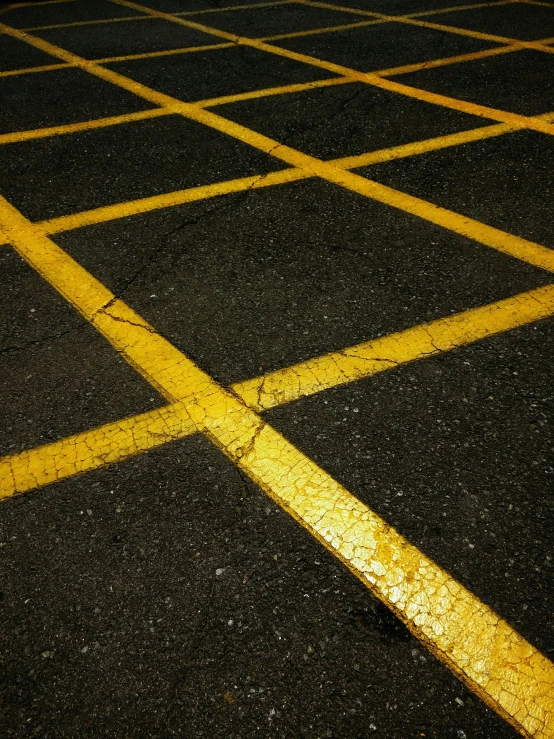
[
  {"left": 3, "top": 283, "right": 554, "bottom": 498},
  {"left": 1, "top": 193, "right": 554, "bottom": 738}
]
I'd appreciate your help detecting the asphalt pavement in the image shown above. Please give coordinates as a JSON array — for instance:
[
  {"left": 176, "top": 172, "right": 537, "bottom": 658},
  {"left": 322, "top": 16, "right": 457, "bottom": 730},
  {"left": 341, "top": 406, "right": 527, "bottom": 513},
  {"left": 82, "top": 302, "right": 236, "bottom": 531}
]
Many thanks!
[{"left": 0, "top": 0, "right": 553, "bottom": 737}]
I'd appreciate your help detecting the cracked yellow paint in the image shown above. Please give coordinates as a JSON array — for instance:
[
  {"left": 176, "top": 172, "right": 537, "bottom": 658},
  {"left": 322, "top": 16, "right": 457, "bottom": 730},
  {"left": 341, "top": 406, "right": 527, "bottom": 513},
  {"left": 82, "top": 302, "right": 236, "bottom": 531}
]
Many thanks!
[
  {"left": 1, "top": 195, "right": 553, "bottom": 738},
  {"left": 2, "top": 283, "right": 554, "bottom": 498}
]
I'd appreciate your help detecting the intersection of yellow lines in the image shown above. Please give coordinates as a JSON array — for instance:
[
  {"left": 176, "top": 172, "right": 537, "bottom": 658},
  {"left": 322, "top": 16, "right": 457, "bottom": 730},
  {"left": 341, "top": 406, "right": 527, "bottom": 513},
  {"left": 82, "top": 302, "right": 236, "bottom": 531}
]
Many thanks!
[{"left": 1, "top": 0, "right": 554, "bottom": 735}]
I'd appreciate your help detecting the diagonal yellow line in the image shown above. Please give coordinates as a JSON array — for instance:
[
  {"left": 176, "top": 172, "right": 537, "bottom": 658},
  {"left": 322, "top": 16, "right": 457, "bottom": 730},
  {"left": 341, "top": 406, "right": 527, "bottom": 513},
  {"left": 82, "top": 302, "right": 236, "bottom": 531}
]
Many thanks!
[
  {"left": 38, "top": 116, "right": 550, "bottom": 234},
  {"left": 3, "top": 19, "right": 554, "bottom": 278},
  {"left": 1, "top": 194, "right": 553, "bottom": 739},
  {"left": 406, "top": 0, "right": 518, "bottom": 17},
  {"left": 0, "top": 107, "right": 173, "bottom": 145},
  {"left": 0, "top": 62, "right": 70, "bottom": 78},
  {"left": 3, "top": 282, "right": 554, "bottom": 498},
  {"left": 94, "top": 42, "right": 234, "bottom": 64}
]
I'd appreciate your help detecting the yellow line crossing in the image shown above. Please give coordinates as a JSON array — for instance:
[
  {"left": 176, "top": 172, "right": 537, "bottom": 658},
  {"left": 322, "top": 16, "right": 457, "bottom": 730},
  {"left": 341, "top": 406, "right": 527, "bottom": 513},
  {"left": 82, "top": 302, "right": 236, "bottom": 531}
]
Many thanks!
[{"left": 3, "top": 282, "right": 554, "bottom": 498}]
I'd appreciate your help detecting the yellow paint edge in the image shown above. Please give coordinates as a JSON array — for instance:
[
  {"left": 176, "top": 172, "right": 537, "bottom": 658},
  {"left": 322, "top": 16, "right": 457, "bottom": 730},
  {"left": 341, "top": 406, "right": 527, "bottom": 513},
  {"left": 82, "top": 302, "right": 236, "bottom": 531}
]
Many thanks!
[{"left": 1, "top": 195, "right": 553, "bottom": 738}]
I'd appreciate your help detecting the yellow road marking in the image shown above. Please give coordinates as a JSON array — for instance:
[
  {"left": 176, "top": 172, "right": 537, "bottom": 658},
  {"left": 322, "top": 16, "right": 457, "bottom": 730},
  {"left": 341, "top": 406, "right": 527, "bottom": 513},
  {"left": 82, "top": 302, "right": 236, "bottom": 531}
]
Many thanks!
[
  {"left": 197, "top": 75, "right": 352, "bottom": 107},
  {"left": 0, "top": 108, "right": 172, "bottom": 145},
  {"left": 40, "top": 170, "right": 307, "bottom": 233},
  {"left": 406, "top": 0, "right": 517, "bottom": 17},
  {"left": 20, "top": 15, "right": 152, "bottom": 31},
  {"left": 176, "top": 0, "right": 294, "bottom": 14},
  {"left": 94, "top": 42, "right": 234, "bottom": 64},
  {"left": 0, "top": 62, "right": 70, "bottom": 78},
  {"left": 261, "top": 18, "right": 385, "bottom": 40},
  {"left": 1, "top": 195, "right": 554, "bottom": 739},
  {"left": 2, "top": 282, "right": 554, "bottom": 497},
  {"left": 17, "top": 1, "right": 292, "bottom": 30},
  {"left": 37, "top": 119, "right": 528, "bottom": 234},
  {"left": 4, "top": 20, "right": 552, "bottom": 273}
]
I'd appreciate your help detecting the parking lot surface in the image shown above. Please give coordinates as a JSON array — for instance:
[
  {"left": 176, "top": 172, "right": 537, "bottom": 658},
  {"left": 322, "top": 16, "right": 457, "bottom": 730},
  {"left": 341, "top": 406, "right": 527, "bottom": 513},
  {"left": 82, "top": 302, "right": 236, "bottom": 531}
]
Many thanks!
[{"left": 0, "top": 0, "right": 553, "bottom": 736}]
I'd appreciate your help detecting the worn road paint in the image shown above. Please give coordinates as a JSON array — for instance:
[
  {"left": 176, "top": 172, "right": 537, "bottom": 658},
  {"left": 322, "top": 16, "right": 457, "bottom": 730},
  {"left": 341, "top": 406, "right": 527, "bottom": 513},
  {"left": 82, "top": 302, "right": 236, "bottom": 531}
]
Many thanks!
[
  {"left": 1, "top": 195, "right": 553, "bottom": 738},
  {"left": 2, "top": 282, "right": 554, "bottom": 497},
  {"left": 3, "top": 21, "right": 554, "bottom": 275}
]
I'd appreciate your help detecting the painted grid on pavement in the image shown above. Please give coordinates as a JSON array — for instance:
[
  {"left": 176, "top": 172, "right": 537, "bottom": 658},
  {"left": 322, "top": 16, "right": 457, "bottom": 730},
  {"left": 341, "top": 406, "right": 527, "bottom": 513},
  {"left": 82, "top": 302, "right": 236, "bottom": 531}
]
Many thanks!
[{"left": 1, "top": 0, "right": 554, "bottom": 735}]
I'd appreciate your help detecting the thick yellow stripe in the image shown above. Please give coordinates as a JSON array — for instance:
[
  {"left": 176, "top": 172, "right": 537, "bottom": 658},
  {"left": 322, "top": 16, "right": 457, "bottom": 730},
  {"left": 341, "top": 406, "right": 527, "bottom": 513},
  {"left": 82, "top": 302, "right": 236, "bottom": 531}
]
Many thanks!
[
  {"left": 0, "top": 108, "right": 171, "bottom": 145},
  {"left": 407, "top": 0, "right": 517, "bottom": 17},
  {"left": 93, "top": 42, "right": 233, "bottom": 64},
  {"left": 0, "top": 62, "right": 70, "bottom": 78},
  {"left": 3, "top": 282, "right": 554, "bottom": 496},
  {"left": 261, "top": 18, "right": 385, "bottom": 40},
  {"left": 37, "top": 123, "right": 512, "bottom": 233},
  {"left": 1, "top": 195, "right": 553, "bottom": 738},
  {"left": 21, "top": 15, "right": 150, "bottom": 31},
  {"left": 40, "top": 170, "right": 307, "bottom": 233}
]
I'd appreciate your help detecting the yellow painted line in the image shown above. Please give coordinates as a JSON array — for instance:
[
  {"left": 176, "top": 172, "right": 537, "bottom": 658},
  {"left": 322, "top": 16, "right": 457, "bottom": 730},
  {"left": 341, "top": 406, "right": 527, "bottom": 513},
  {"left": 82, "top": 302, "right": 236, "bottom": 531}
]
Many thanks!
[
  {"left": 260, "top": 18, "right": 386, "bottom": 41},
  {"left": 40, "top": 170, "right": 307, "bottom": 233},
  {"left": 20, "top": 15, "right": 151, "bottom": 31},
  {"left": 4, "top": 20, "right": 554, "bottom": 272},
  {"left": 236, "top": 284, "right": 554, "bottom": 409},
  {"left": 0, "top": 62, "right": 70, "bottom": 78},
  {"left": 176, "top": 0, "right": 295, "bottom": 15},
  {"left": 198, "top": 45, "right": 517, "bottom": 107},
  {"left": 1, "top": 196, "right": 554, "bottom": 738},
  {"left": 0, "top": 108, "right": 172, "bottom": 145},
  {"left": 104, "top": 1, "right": 554, "bottom": 135},
  {"left": 94, "top": 42, "right": 233, "bottom": 64},
  {"left": 198, "top": 76, "right": 352, "bottom": 108},
  {"left": 372, "top": 42, "right": 521, "bottom": 75},
  {"left": 407, "top": 0, "right": 517, "bottom": 17},
  {"left": 0, "top": 404, "right": 196, "bottom": 497},
  {"left": 3, "top": 282, "right": 554, "bottom": 498}
]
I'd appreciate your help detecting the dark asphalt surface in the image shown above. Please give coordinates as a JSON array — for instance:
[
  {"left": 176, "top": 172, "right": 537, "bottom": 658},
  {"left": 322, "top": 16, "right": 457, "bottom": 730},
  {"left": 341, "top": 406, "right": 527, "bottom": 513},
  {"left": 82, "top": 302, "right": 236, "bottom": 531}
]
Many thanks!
[{"left": 1, "top": 0, "right": 553, "bottom": 737}]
